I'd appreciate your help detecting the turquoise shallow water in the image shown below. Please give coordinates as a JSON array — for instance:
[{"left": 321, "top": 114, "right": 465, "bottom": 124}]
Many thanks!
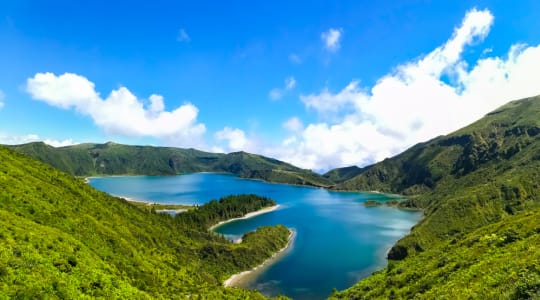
[{"left": 89, "top": 173, "right": 421, "bottom": 300}]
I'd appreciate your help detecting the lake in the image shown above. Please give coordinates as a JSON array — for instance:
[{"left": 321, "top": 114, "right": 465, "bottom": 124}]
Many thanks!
[{"left": 89, "top": 173, "right": 421, "bottom": 299}]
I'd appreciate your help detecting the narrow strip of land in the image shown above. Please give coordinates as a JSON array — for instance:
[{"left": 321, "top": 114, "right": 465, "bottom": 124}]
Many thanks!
[
  {"left": 223, "top": 228, "right": 296, "bottom": 287},
  {"left": 208, "top": 204, "right": 280, "bottom": 231}
]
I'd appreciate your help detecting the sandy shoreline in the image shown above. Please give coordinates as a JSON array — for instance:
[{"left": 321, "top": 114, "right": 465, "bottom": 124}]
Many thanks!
[
  {"left": 223, "top": 228, "right": 296, "bottom": 287},
  {"left": 84, "top": 175, "right": 127, "bottom": 183},
  {"left": 104, "top": 194, "right": 155, "bottom": 204},
  {"left": 155, "top": 209, "right": 188, "bottom": 214},
  {"left": 208, "top": 205, "right": 281, "bottom": 231}
]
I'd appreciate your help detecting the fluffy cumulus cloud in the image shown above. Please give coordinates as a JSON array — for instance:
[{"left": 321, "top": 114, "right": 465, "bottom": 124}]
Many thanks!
[
  {"left": 321, "top": 28, "right": 343, "bottom": 52},
  {"left": 301, "top": 81, "right": 367, "bottom": 115},
  {"left": 214, "top": 127, "right": 249, "bottom": 152},
  {"left": 0, "top": 132, "right": 76, "bottom": 147},
  {"left": 269, "top": 76, "right": 296, "bottom": 100},
  {"left": 275, "top": 8, "right": 540, "bottom": 171},
  {"left": 283, "top": 117, "right": 303, "bottom": 132},
  {"left": 26, "top": 73, "right": 206, "bottom": 146}
]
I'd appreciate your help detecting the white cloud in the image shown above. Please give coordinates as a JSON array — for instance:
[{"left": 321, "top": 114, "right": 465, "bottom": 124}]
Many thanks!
[
  {"left": 269, "top": 88, "right": 283, "bottom": 100},
  {"left": 269, "top": 76, "right": 297, "bottom": 100},
  {"left": 177, "top": 28, "right": 190, "bottom": 42},
  {"left": 26, "top": 72, "right": 206, "bottom": 147},
  {"left": 0, "top": 90, "right": 4, "bottom": 109},
  {"left": 214, "top": 127, "right": 249, "bottom": 152},
  {"left": 283, "top": 117, "right": 303, "bottom": 132},
  {"left": 0, "top": 133, "right": 40, "bottom": 145},
  {"left": 321, "top": 28, "right": 343, "bottom": 52},
  {"left": 44, "top": 138, "right": 77, "bottom": 147},
  {"left": 300, "top": 81, "right": 367, "bottom": 115},
  {"left": 285, "top": 77, "right": 296, "bottom": 90},
  {"left": 272, "top": 8, "right": 540, "bottom": 171},
  {"left": 0, "top": 132, "right": 76, "bottom": 147},
  {"left": 211, "top": 146, "right": 226, "bottom": 154}
]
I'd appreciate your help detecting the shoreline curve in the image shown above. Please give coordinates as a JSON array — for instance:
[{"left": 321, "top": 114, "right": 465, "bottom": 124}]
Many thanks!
[
  {"left": 209, "top": 204, "right": 280, "bottom": 231},
  {"left": 224, "top": 228, "right": 296, "bottom": 287}
]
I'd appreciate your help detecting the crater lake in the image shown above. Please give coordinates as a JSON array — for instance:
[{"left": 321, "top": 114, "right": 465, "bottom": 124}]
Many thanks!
[{"left": 89, "top": 173, "right": 421, "bottom": 299}]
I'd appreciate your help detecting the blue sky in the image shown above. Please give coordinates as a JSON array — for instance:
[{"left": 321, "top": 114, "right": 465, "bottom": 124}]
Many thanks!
[{"left": 1, "top": 1, "right": 540, "bottom": 171}]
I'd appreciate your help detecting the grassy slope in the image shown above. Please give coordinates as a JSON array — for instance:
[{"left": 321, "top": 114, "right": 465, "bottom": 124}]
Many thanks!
[
  {"left": 329, "top": 96, "right": 540, "bottom": 297},
  {"left": 7, "top": 142, "right": 331, "bottom": 187},
  {"left": 0, "top": 146, "right": 290, "bottom": 299}
]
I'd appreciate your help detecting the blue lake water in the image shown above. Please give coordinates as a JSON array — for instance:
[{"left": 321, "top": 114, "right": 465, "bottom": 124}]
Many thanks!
[{"left": 89, "top": 173, "right": 421, "bottom": 300}]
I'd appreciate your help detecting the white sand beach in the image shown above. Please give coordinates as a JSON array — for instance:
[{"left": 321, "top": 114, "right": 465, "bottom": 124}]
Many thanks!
[{"left": 208, "top": 204, "right": 281, "bottom": 231}]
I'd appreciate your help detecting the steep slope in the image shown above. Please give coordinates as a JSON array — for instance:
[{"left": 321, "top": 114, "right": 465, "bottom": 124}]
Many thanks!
[
  {"left": 0, "top": 146, "right": 290, "bottom": 298},
  {"left": 335, "top": 96, "right": 540, "bottom": 198},
  {"left": 331, "top": 207, "right": 540, "bottom": 299},
  {"left": 323, "top": 166, "right": 363, "bottom": 184},
  {"left": 7, "top": 142, "right": 331, "bottom": 187},
  {"left": 329, "top": 96, "right": 540, "bottom": 297},
  {"left": 335, "top": 96, "right": 540, "bottom": 255}
]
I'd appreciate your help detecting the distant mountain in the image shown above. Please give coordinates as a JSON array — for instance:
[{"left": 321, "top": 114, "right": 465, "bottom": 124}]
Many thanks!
[
  {"left": 0, "top": 145, "right": 291, "bottom": 298},
  {"left": 330, "top": 96, "right": 540, "bottom": 298},
  {"left": 322, "top": 165, "right": 363, "bottom": 184},
  {"left": 7, "top": 142, "right": 332, "bottom": 187}
]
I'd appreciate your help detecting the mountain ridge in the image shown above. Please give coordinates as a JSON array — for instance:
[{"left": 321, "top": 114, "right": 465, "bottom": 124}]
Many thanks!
[
  {"left": 330, "top": 95, "right": 540, "bottom": 298},
  {"left": 6, "top": 141, "right": 332, "bottom": 188}
]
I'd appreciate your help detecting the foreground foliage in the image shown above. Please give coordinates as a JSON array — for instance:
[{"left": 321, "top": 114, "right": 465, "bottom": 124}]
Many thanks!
[
  {"left": 330, "top": 96, "right": 540, "bottom": 298},
  {"left": 0, "top": 146, "right": 290, "bottom": 299}
]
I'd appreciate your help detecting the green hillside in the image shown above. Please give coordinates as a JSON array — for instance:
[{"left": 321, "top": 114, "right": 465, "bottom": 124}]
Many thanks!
[
  {"left": 331, "top": 207, "right": 540, "bottom": 299},
  {"left": 323, "top": 165, "right": 363, "bottom": 184},
  {"left": 334, "top": 96, "right": 540, "bottom": 198},
  {"left": 7, "top": 142, "right": 331, "bottom": 187},
  {"left": 0, "top": 146, "right": 290, "bottom": 299},
  {"left": 214, "top": 151, "right": 333, "bottom": 187},
  {"left": 330, "top": 96, "right": 540, "bottom": 298}
]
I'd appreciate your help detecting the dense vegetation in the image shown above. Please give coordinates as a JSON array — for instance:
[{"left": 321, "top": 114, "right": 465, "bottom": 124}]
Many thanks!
[
  {"left": 0, "top": 146, "right": 290, "bottom": 299},
  {"left": 330, "top": 95, "right": 540, "bottom": 298},
  {"left": 177, "top": 194, "right": 276, "bottom": 230},
  {"left": 323, "top": 165, "right": 363, "bottom": 184},
  {"left": 331, "top": 208, "right": 540, "bottom": 299},
  {"left": 4, "top": 93, "right": 540, "bottom": 298},
  {"left": 7, "top": 142, "right": 331, "bottom": 187}
]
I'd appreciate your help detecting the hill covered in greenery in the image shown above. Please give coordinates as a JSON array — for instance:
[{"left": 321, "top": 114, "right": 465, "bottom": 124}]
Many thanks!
[
  {"left": 331, "top": 207, "right": 540, "bottom": 299},
  {"left": 7, "top": 142, "right": 332, "bottom": 187},
  {"left": 322, "top": 165, "right": 363, "bottom": 184},
  {"left": 0, "top": 146, "right": 290, "bottom": 299},
  {"left": 330, "top": 96, "right": 540, "bottom": 298}
]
